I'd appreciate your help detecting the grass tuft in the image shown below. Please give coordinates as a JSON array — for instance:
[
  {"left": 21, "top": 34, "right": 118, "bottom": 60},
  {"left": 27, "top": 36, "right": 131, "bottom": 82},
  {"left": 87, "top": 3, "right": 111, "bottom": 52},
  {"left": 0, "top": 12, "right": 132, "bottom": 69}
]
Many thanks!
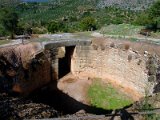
[
  {"left": 0, "top": 40, "right": 10, "bottom": 45},
  {"left": 88, "top": 79, "right": 133, "bottom": 110},
  {"left": 100, "top": 24, "right": 143, "bottom": 36}
]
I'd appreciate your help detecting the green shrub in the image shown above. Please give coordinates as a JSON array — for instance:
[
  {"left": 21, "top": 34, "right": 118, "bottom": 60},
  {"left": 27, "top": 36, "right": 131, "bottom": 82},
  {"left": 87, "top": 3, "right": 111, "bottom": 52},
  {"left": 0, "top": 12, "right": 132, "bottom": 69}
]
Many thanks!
[
  {"left": 148, "top": 64, "right": 157, "bottom": 75},
  {"left": 80, "top": 17, "right": 97, "bottom": 31},
  {"left": 1, "top": 8, "right": 19, "bottom": 39},
  {"left": 47, "top": 21, "right": 67, "bottom": 33},
  {"left": 148, "top": 0, "right": 160, "bottom": 23},
  {"left": 148, "top": 75, "right": 156, "bottom": 82},
  {"left": 0, "top": 24, "right": 9, "bottom": 37},
  {"left": 133, "top": 13, "right": 153, "bottom": 26},
  {"left": 48, "top": 21, "right": 61, "bottom": 33},
  {"left": 130, "top": 37, "right": 138, "bottom": 42},
  {"left": 32, "top": 27, "right": 48, "bottom": 34},
  {"left": 147, "top": 56, "right": 157, "bottom": 75},
  {"left": 138, "top": 96, "right": 160, "bottom": 120}
]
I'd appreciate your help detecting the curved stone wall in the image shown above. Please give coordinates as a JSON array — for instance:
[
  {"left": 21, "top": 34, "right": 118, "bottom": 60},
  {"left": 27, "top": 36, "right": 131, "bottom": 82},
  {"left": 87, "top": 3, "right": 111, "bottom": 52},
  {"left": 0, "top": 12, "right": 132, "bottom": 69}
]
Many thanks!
[
  {"left": 71, "top": 44, "right": 155, "bottom": 100},
  {"left": 0, "top": 38, "right": 159, "bottom": 98}
]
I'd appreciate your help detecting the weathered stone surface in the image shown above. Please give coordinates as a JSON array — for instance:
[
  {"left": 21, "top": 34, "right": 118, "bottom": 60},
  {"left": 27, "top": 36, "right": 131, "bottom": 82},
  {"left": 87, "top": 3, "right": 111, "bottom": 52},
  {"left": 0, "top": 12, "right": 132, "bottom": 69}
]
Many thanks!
[
  {"left": 0, "top": 43, "right": 52, "bottom": 94},
  {"left": 44, "top": 39, "right": 91, "bottom": 49},
  {"left": 71, "top": 45, "right": 149, "bottom": 100}
]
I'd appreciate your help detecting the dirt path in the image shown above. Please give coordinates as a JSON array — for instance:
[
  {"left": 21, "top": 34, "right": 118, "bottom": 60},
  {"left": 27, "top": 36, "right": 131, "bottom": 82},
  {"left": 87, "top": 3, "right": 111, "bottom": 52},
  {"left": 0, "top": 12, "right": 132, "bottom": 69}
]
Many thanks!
[{"left": 57, "top": 73, "right": 92, "bottom": 105}]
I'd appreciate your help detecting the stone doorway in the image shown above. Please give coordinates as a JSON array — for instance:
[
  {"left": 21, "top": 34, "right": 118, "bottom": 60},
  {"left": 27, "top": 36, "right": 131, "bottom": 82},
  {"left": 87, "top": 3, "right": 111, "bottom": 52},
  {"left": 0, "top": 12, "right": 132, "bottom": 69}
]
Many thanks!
[{"left": 58, "top": 46, "right": 75, "bottom": 79}]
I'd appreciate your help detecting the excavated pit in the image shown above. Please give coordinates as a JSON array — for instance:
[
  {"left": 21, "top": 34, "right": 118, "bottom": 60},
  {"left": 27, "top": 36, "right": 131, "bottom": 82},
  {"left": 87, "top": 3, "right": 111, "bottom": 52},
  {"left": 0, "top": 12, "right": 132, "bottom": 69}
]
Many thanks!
[
  {"left": 28, "top": 80, "right": 112, "bottom": 115},
  {"left": 0, "top": 38, "right": 160, "bottom": 119}
]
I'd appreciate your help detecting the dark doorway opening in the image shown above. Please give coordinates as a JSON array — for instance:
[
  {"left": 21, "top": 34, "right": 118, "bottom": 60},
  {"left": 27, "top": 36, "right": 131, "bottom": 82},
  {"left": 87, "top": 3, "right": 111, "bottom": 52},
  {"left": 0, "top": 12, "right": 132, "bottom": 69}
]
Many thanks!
[{"left": 58, "top": 46, "right": 75, "bottom": 79}]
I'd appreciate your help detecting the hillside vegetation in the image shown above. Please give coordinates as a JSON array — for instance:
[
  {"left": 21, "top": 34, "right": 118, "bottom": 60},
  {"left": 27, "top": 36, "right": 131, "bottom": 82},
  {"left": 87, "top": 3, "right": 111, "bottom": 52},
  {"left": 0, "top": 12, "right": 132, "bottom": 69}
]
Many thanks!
[
  {"left": 98, "top": 0, "right": 156, "bottom": 10},
  {"left": 0, "top": 0, "right": 159, "bottom": 38}
]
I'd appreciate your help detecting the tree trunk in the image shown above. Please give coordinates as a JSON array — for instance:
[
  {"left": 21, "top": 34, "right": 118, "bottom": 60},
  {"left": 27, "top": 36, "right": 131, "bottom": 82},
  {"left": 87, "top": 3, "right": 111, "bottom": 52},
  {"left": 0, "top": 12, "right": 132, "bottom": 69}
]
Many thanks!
[{"left": 10, "top": 33, "right": 15, "bottom": 39}]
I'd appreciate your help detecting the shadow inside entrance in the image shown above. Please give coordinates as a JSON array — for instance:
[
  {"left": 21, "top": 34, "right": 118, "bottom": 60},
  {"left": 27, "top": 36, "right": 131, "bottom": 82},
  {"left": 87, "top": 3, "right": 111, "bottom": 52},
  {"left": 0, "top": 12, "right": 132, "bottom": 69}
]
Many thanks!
[
  {"left": 29, "top": 80, "right": 112, "bottom": 115},
  {"left": 58, "top": 46, "right": 75, "bottom": 79}
]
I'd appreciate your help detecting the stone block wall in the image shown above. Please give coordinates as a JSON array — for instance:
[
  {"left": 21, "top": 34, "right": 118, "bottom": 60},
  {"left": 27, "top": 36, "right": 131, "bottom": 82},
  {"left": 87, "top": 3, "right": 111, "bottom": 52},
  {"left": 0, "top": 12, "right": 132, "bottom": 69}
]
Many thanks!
[{"left": 71, "top": 45, "right": 150, "bottom": 99}]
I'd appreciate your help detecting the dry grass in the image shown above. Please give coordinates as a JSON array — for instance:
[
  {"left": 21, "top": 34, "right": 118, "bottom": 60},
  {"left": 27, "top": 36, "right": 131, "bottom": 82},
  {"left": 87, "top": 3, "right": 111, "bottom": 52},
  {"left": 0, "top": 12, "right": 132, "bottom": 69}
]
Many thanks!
[
  {"left": 91, "top": 37, "right": 108, "bottom": 48},
  {"left": 110, "top": 42, "right": 115, "bottom": 48},
  {"left": 128, "top": 54, "right": 132, "bottom": 62},
  {"left": 64, "top": 78, "right": 76, "bottom": 83},
  {"left": 137, "top": 59, "right": 142, "bottom": 65},
  {"left": 124, "top": 43, "right": 130, "bottom": 50},
  {"left": 100, "top": 45, "right": 105, "bottom": 50},
  {"left": 92, "top": 44, "right": 98, "bottom": 50},
  {"left": 91, "top": 37, "right": 160, "bottom": 59},
  {"left": 130, "top": 42, "right": 160, "bottom": 57}
]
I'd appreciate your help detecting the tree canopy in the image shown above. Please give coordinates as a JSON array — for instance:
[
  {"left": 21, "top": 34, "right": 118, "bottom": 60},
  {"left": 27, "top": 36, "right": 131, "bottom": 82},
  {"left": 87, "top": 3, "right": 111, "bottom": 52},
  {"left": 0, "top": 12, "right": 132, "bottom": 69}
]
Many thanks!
[
  {"left": 80, "top": 17, "right": 97, "bottom": 31},
  {"left": 1, "top": 8, "right": 19, "bottom": 39},
  {"left": 148, "top": 0, "right": 160, "bottom": 30},
  {"left": 148, "top": 0, "right": 160, "bottom": 19},
  {"left": 47, "top": 21, "right": 65, "bottom": 33}
]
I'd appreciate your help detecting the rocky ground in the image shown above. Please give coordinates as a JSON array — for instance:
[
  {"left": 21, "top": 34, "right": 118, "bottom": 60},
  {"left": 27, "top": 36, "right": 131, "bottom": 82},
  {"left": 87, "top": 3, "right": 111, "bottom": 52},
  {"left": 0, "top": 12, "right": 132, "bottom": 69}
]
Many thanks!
[
  {"left": 0, "top": 93, "right": 109, "bottom": 120},
  {"left": 0, "top": 92, "right": 134, "bottom": 120},
  {"left": 1, "top": 91, "right": 160, "bottom": 119},
  {"left": 0, "top": 93, "right": 58, "bottom": 119}
]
